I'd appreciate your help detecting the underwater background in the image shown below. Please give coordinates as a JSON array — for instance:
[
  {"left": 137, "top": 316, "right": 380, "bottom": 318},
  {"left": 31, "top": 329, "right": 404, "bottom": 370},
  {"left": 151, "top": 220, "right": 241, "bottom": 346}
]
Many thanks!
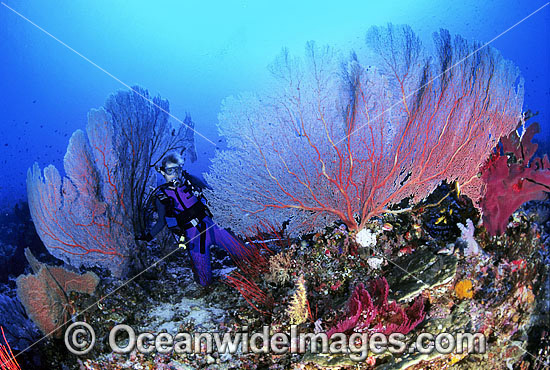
[
  {"left": 0, "top": 0, "right": 548, "bottom": 209},
  {"left": 0, "top": 1, "right": 549, "bottom": 369}
]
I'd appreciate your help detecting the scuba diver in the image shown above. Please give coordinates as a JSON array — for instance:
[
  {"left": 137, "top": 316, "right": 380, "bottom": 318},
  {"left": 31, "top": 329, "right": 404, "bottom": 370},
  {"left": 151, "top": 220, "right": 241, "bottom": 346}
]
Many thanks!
[{"left": 136, "top": 152, "right": 249, "bottom": 286}]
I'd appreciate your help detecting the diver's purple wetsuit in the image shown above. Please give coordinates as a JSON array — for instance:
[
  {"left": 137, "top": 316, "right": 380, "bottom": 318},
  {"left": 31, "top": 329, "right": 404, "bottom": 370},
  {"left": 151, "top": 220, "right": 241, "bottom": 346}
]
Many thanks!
[{"left": 148, "top": 174, "right": 248, "bottom": 286}]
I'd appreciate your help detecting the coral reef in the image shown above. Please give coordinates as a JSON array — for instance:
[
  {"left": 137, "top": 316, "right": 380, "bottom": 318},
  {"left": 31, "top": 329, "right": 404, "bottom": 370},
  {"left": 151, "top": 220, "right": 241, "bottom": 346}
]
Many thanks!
[{"left": 9, "top": 195, "right": 548, "bottom": 369}]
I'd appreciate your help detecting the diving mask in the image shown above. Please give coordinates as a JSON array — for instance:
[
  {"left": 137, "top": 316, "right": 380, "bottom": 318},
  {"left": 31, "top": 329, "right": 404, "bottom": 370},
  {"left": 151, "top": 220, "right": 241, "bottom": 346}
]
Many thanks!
[{"left": 159, "top": 165, "right": 182, "bottom": 175}]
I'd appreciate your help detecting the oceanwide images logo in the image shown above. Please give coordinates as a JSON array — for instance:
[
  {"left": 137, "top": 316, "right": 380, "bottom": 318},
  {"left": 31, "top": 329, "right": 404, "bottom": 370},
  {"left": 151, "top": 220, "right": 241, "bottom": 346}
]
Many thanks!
[{"left": 65, "top": 322, "right": 486, "bottom": 361}]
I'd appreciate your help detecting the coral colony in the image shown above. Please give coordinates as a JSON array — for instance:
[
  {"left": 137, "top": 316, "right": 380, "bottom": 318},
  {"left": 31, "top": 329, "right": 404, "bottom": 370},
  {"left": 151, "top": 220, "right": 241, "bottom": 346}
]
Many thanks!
[{"left": 2, "top": 24, "right": 549, "bottom": 369}]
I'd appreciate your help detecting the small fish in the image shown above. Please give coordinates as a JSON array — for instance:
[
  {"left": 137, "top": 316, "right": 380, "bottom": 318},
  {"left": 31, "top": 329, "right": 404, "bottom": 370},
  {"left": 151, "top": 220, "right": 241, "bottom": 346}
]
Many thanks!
[
  {"left": 382, "top": 223, "right": 393, "bottom": 231},
  {"left": 435, "top": 215, "right": 446, "bottom": 224}
]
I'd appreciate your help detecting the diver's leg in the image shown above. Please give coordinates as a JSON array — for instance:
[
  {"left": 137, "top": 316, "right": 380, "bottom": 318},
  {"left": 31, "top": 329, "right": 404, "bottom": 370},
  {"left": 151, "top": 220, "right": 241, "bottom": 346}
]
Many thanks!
[
  {"left": 185, "top": 225, "right": 213, "bottom": 286},
  {"left": 207, "top": 217, "right": 253, "bottom": 260}
]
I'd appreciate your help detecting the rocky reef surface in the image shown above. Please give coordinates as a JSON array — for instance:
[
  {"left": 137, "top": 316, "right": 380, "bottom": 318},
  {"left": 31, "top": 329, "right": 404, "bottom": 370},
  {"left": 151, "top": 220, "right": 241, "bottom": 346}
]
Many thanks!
[{"left": 4, "top": 198, "right": 549, "bottom": 370}]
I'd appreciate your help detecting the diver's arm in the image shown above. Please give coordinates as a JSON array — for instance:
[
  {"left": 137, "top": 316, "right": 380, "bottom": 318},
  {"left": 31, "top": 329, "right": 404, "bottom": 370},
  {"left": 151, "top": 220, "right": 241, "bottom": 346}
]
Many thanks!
[{"left": 149, "top": 197, "right": 167, "bottom": 238}]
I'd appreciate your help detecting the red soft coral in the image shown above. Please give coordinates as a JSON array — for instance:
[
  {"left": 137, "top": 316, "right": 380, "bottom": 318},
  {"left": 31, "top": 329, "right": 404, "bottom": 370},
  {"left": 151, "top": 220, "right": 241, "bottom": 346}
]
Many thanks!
[{"left": 480, "top": 122, "right": 550, "bottom": 235}]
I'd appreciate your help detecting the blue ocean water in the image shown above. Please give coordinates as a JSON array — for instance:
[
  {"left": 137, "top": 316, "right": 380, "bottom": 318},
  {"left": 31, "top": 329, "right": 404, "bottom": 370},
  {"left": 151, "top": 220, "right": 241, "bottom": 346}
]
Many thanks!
[
  {"left": 0, "top": 3, "right": 548, "bottom": 368},
  {"left": 0, "top": 0, "right": 548, "bottom": 210}
]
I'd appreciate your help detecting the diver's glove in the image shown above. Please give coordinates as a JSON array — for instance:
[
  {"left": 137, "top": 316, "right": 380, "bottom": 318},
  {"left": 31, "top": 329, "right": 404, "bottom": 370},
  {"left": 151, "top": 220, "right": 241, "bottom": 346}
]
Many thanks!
[
  {"left": 177, "top": 235, "right": 187, "bottom": 250},
  {"left": 135, "top": 232, "right": 153, "bottom": 242}
]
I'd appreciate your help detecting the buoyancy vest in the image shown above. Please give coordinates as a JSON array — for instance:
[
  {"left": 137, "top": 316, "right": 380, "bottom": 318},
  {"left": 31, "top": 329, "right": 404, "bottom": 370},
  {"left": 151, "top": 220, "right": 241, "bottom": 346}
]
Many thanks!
[{"left": 155, "top": 174, "right": 211, "bottom": 233}]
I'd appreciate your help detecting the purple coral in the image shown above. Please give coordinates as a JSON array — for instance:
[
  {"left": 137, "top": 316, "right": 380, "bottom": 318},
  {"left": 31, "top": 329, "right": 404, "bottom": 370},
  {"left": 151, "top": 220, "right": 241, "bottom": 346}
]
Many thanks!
[{"left": 327, "top": 277, "right": 425, "bottom": 338}]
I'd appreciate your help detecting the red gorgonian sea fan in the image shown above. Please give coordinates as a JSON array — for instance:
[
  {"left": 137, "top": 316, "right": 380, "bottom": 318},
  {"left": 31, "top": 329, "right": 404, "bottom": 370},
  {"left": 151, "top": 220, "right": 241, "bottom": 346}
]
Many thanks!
[
  {"left": 27, "top": 86, "right": 194, "bottom": 277},
  {"left": 27, "top": 109, "right": 134, "bottom": 277},
  {"left": 204, "top": 24, "right": 523, "bottom": 237},
  {"left": 327, "top": 277, "right": 425, "bottom": 338}
]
